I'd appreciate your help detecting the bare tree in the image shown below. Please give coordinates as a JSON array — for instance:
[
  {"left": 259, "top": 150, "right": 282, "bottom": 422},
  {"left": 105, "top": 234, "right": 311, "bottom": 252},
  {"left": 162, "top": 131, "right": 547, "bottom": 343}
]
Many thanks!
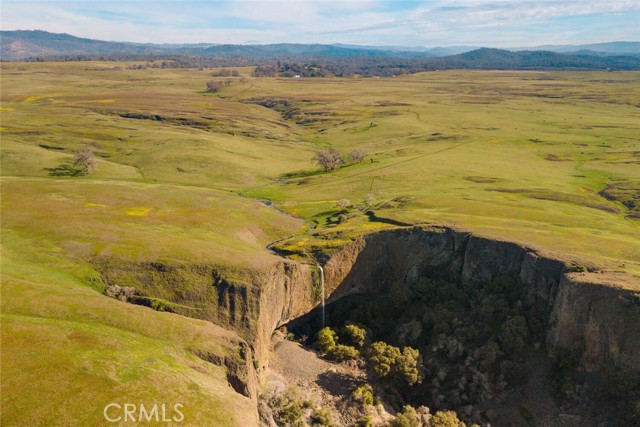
[
  {"left": 349, "top": 148, "right": 365, "bottom": 163},
  {"left": 313, "top": 149, "right": 344, "bottom": 171},
  {"left": 364, "top": 193, "right": 375, "bottom": 208},
  {"left": 74, "top": 147, "right": 96, "bottom": 175},
  {"left": 207, "top": 80, "right": 232, "bottom": 93},
  {"left": 336, "top": 199, "right": 350, "bottom": 208},
  {"left": 206, "top": 81, "right": 220, "bottom": 92}
]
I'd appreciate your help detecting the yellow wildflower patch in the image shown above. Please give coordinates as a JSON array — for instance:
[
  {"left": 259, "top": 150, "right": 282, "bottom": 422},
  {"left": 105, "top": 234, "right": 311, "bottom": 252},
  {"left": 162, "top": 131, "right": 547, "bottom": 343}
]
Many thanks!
[{"left": 125, "top": 207, "right": 152, "bottom": 216}]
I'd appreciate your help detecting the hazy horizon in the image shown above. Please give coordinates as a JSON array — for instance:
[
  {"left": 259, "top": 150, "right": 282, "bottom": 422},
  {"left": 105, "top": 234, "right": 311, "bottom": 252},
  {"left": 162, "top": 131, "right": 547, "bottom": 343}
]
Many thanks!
[{"left": 2, "top": 1, "right": 640, "bottom": 48}]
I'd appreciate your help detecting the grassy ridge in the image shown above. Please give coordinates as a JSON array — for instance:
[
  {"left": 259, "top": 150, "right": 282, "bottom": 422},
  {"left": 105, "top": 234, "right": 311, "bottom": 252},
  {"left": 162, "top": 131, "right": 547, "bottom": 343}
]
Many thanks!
[
  {"left": 1, "top": 62, "right": 310, "bottom": 426},
  {"left": 1, "top": 246, "right": 256, "bottom": 427}
]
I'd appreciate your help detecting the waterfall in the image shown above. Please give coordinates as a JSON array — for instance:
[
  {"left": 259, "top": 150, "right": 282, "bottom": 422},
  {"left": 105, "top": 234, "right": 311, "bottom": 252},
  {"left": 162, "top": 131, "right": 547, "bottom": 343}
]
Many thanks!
[{"left": 318, "top": 265, "right": 325, "bottom": 328}]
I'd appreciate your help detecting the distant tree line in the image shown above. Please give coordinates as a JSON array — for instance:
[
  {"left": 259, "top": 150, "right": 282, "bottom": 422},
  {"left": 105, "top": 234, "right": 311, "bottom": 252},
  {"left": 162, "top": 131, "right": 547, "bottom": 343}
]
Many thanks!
[
  {"left": 210, "top": 68, "right": 241, "bottom": 77},
  {"left": 16, "top": 50, "right": 640, "bottom": 76}
]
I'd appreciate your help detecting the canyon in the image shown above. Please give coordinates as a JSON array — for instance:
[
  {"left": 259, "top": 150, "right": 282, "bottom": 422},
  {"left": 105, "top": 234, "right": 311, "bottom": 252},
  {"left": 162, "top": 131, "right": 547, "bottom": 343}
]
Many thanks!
[{"left": 98, "top": 225, "right": 640, "bottom": 424}]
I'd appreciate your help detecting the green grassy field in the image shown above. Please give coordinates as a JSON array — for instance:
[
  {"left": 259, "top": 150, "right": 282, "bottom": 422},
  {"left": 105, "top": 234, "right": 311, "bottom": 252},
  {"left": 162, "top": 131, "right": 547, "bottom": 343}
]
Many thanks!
[
  {"left": 1, "top": 62, "right": 639, "bottom": 426},
  {"left": 228, "top": 71, "right": 640, "bottom": 275},
  {"left": 1, "top": 246, "right": 257, "bottom": 427}
]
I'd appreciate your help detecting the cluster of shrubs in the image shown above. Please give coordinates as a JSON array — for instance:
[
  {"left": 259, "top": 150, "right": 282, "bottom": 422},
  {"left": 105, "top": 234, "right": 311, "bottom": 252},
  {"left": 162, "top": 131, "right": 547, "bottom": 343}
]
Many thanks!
[
  {"left": 303, "top": 273, "right": 550, "bottom": 425},
  {"left": 272, "top": 323, "right": 468, "bottom": 426},
  {"left": 316, "top": 326, "right": 468, "bottom": 426},
  {"left": 296, "top": 266, "right": 638, "bottom": 425},
  {"left": 355, "top": 401, "right": 467, "bottom": 427},
  {"left": 253, "top": 63, "right": 337, "bottom": 78},
  {"left": 266, "top": 388, "right": 335, "bottom": 427},
  {"left": 551, "top": 349, "right": 640, "bottom": 427},
  {"left": 316, "top": 325, "right": 421, "bottom": 389},
  {"left": 597, "top": 368, "right": 640, "bottom": 425},
  {"left": 389, "top": 406, "right": 467, "bottom": 427},
  {"left": 317, "top": 324, "right": 365, "bottom": 360}
]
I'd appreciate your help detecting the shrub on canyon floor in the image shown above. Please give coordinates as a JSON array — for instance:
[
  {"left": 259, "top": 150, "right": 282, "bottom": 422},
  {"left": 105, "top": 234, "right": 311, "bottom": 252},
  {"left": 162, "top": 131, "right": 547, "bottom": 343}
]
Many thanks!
[
  {"left": 367, "top": 341, "right": 422, "bottom": 386},
  {"left": 389, "top": 405, "right": 419, "bottom": 427},
  {"left": 328, "top": 344, "right": 359, "bottom": 361},
  {"left": 317, "top": 327, "right": 338, "bottom": 354}
]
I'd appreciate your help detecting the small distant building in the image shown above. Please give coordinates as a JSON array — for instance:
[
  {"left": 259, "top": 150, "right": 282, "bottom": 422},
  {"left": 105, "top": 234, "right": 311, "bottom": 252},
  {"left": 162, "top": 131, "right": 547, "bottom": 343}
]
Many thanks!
[{"left": 293, "top": 75, "right": 301, "bottom": 78}]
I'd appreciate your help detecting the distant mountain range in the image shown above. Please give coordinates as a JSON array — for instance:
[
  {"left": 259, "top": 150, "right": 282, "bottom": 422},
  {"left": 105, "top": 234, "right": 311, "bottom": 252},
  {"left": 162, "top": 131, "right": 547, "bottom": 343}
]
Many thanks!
[
  {"left": 337, "top": 41, "right": 640, "bottom": 57},
  {"left": 425, "top": 48, "right": 640, "bottom": 71},
  {"left": 0, "top": 30, "right": 428, "bottom": 60},
  {"left": 516, "top": 41, "right": 640, "bottom": 56},
  {"left": 2, "top": 30, "right": 640, "bottom": 71}
]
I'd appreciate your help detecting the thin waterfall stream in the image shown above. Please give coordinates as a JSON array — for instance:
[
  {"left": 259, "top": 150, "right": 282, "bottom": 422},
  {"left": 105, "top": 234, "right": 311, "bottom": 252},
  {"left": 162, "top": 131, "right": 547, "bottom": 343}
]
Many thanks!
[{"left": 318, "top": 265, "right": 325, "bottom": 328}]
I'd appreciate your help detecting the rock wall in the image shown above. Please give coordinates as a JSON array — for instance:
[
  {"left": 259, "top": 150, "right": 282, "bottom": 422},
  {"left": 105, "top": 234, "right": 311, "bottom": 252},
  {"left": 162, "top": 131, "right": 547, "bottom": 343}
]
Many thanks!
[
  {"left": 548, "top": 275, "right": 640, "bottom": 372},
  {"left": 97, "top": 226, "right": 639, "bottom": 405},
  {"left": 253, "top": 261, "right": 315, "bottom": 366},
  {"left": 96, "top": 257, "right": 316, "bottom": 370},
  {"left": 319, "top": 226, "right": 639, "bottom": 373}
]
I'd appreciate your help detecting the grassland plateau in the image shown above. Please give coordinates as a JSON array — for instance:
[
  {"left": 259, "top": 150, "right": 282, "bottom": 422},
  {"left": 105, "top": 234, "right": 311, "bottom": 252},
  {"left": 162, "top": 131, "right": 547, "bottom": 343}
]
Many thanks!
[{"left": 1, "top": 62, "right": 639, "bottom": 426}]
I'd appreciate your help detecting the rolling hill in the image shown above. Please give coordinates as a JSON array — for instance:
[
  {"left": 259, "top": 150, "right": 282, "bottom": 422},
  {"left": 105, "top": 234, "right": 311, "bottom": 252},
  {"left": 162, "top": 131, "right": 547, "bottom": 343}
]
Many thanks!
[
  {"left": 2, "top": 55, "right": 639, "bottom": 426},
  {"left": 0, "top": 30, "right": 429, "bottom": 60},
  {"left": 2, "top": 30, "right": 639, "bottom": 71}
]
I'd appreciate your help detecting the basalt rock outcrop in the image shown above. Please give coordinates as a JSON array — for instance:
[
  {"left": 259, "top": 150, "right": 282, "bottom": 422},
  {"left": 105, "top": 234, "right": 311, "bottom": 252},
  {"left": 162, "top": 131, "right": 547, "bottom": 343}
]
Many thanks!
[
  {"left": 320, "top": 227, "right": 639, "bottom": 374},
  {"left": 95, "top": 256, "right": 316, "bottom": 397},
  {"left": 97, "top": 226, "right": 639, "bottom": 406}
]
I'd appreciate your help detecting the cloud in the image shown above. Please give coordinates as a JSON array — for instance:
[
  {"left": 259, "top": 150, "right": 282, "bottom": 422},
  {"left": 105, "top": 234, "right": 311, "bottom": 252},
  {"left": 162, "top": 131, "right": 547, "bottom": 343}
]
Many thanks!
[
  {"left": 319, "top": 0, "right": 640, "bottom": 46},
  {"left": 431, "top": 0, "right": 640, "bottom": 20},
  {"left": 1, "top": 0, "right": 639, "bottom": 46}
]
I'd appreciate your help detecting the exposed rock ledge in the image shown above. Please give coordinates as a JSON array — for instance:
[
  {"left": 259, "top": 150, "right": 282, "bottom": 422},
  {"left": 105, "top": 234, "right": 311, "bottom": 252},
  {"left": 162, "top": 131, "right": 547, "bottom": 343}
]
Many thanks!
[
  {"left": 319, "top": 227, "right": 639, "bottom": 373},
  {"left": 97, "top": 225, "right": 640, "bottom": 404}
]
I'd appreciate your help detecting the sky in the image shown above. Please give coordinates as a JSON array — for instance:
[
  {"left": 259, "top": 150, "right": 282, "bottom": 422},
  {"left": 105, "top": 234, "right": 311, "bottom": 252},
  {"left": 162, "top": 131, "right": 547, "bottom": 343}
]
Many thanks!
[{"left": 2, "top": 0, "right": 639, "bottom": 48}]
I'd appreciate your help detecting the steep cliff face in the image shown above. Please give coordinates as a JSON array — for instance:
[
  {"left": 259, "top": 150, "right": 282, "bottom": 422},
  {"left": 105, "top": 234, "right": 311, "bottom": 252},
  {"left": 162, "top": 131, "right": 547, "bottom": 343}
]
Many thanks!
[
  {"left": 96, "top": 226, "right": 639, "bottom": 407},
  {"left": 548, "top": 274, "right": 640, "bottom": 372},
  {"left": 253, "top": 261, "right": 315, "bottom": 366},
  {"left": 319, "top": 226, "right": 639, "bottom": 374},
  {"left": 95, "top": 257, "right": 316, "bottom": 377}
]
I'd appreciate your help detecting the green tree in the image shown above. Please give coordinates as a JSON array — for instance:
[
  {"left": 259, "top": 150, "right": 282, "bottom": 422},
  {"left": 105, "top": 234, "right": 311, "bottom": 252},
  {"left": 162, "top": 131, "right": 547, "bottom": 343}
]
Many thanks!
[
  {"left": 328, "top": 344, "right": 359, "bottom": 361},
  {"left": 317, "top": 327, "right": 337, "bottom": 354},
  {"left": 344, "top": 324, "right": 367, "bottom": 348},
  {"left": 499, "top": 315, "right": 528, "bottom": 354},
  {"left": 367, "top": 342, "right": 421, "bottom": 386},
  {"left": 398, "top": 346, "right": 422, "bottom": 386},
  {"left": 352, "top": 384, "right": 374, "bottom": 406},
  {"left": 389, "top": 405, "right": 419, "bottom": 427},
  {"left": 368, "top": 341, "right": 399, "bottom": 378},
  {"left": 430, "top": 410, "right": 465, "bottom": 427},
  {"left": 310, "top": 407, "right": 333, "bottom": 427}
]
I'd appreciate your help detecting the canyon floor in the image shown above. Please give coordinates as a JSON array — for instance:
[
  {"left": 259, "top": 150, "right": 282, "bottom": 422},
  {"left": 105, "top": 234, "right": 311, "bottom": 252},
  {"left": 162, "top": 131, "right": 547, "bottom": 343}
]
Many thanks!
[{"left": 263, "top": 331, "right": 592, "bottom": 427}]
